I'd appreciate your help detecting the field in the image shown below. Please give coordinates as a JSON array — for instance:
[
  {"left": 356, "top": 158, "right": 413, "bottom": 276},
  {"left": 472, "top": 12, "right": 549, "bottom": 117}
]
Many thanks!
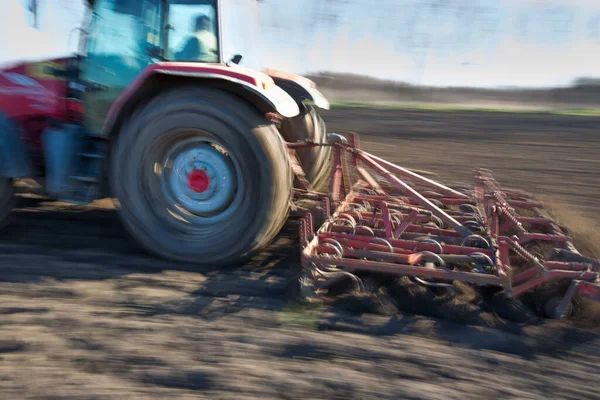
[{"left": 0, "top": 108, "right": 599, "bottom": 399}]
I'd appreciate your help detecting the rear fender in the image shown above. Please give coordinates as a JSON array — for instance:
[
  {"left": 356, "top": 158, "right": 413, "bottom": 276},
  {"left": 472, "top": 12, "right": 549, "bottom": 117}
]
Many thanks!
[
  {"left": 103, "top": 67, "right": 300, "bottom": 139},
  {"left": 154, "top": 69, "right": 301, "bottom": 117},
  {"left": 0, "top": 115, "right": 34, "bottom": 178},
  {"left": 262, "top": 68, "right": 330, "bottom": 110}
]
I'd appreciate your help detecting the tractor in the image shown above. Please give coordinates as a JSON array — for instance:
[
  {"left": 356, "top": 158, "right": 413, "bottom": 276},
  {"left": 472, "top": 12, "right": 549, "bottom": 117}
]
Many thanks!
[
  {"left": 2, "top": 0, "right": 600, "bottom": 319},
  {"left": 0, "top": 0, "right": 332, "bottom": 265}
]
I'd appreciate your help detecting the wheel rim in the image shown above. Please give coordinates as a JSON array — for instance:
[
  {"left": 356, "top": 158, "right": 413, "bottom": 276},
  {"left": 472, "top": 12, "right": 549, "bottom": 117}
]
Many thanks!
[{"left": 145, "top": 129, "right": 243, "bottom": 227}]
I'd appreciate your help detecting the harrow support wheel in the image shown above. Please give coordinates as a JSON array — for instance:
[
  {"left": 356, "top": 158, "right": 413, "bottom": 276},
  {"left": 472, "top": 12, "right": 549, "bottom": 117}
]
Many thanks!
[
  {"left": 110, "top": 87, "right": 292, "bottom": 265},
  {"left": 542, "top": 295, "right": 575, "bottom": 319},
  {"left": 280, "top": 104, "right": 332, "bottom": 192}
]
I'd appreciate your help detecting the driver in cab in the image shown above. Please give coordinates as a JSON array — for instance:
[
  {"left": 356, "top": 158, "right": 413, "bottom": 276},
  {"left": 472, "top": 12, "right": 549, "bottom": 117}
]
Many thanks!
[{"left": 174, "top": 14, "right": 218, "bottom": 62}]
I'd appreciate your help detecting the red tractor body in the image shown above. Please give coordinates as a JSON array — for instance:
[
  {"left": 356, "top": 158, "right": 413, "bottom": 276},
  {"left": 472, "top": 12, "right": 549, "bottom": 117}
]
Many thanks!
[
  {"left": 0, "top": 58, "right": 74, "bottom": 152},
  {"left": 0, "top": 58, "right": 71, "bottom": 121}
]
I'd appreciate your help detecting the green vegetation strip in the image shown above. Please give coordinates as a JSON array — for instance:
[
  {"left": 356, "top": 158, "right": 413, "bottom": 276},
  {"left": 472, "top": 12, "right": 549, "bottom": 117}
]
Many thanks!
[{"left": 329, "top": 101, "right": 600, "bottom": 117}]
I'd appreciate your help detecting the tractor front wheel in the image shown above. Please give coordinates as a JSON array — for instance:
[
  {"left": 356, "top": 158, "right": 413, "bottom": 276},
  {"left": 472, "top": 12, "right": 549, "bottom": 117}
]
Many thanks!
[{"left": 110, "top": 87, "right": 292, "bottom": 265}]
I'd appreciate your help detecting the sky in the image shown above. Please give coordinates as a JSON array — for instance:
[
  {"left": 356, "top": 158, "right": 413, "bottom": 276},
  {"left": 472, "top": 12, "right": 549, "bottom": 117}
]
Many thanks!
[{"left": 1, "top": 0, "right": 599, "bottom": 88}]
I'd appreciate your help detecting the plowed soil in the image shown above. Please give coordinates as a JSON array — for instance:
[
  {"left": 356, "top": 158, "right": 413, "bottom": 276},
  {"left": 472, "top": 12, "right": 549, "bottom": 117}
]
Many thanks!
[{"left": 0, "top": 108, "right": 599, "bottom": 399}]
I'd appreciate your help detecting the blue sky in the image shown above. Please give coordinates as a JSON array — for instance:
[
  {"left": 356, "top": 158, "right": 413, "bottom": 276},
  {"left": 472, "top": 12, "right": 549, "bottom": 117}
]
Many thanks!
[{"left": 2, "top": 0, "right": 599, "bottom": 88}]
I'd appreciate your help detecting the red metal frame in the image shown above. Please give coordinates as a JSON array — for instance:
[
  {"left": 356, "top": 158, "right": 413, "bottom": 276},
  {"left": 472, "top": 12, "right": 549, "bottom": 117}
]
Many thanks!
[{"left": 290, "top": 133, "right": 600, "bottom": 318}]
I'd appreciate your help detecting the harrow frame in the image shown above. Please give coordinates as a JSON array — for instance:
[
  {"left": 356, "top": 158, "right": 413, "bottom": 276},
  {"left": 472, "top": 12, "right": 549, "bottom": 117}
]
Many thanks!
[{"left": 289, "top": 132, "right": 600, "bottom": 319}]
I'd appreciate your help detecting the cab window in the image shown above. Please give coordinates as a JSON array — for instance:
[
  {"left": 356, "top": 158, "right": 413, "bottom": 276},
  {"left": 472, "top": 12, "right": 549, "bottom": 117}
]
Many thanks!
[{"left": 167, "top": 1, "right": 219, "bottom": 63}]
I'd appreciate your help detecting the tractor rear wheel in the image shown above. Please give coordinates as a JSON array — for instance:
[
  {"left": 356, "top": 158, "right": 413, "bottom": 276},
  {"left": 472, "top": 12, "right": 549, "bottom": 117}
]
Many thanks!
[
  {"left": 279, "top": 105, "right": 332, "bottom": 192},
  {"left": 110, "top": 87, "right": 292, "bottom": 265}
]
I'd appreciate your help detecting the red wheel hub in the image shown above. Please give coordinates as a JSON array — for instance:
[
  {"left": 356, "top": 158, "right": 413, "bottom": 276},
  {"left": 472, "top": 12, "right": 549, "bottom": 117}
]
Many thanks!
[{"left": 187, "top": 169, "right": 211, "bottom": 193}]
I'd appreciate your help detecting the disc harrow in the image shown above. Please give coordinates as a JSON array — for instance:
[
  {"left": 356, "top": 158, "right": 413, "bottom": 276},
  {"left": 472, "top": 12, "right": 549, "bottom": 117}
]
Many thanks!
[{"left": 289, "top": 132, "right": 600, "bottom": 319}]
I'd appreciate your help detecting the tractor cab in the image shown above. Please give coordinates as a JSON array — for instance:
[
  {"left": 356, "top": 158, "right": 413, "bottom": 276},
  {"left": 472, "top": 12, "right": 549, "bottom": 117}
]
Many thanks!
[
  {"left": 0, "top": 0, "right": 330, "bottom": 266},
  {"left": 85, "top": 0, "right": 222, "bottom": 65},
  {"left": 77, "top": 0, "right": 322, "bottom": 136},
  {"left": 80, "top": 0, "right": 225, "bottom": 133}
]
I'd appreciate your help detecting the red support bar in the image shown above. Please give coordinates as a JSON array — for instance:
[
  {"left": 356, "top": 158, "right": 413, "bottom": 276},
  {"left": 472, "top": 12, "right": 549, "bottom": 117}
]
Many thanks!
[
  {"left": 306, "top": 255, "right": 508, "bottom": 286},
  {"left": 320, "top": 231, "right": 494, "bottom": 256},
  {"left": 286, "top": 142, "right": 325, "bottom": 149},
  {"left": 315, "top": 245, "right": 422, "bottom": 265},
  {"left": 494, "top": 206, "right": 527, "bottom": 234},
  {"left": 394, "top": 209, "right": 420, "bottom": 239},
  {"left": 328, "top": 223, "right": 464, "bottom": 239},
  {"left": 354, "top": 195, "right": 389, "bottom": 202},
  {"left": 512, "top": 268, "right": 538, "bottom": 286},
  {"left": 331, "top": 146, "right": 344, "bottom": 203},
  {"left": 543, "top": 261, "right": 592, "bottom": 271},
  {"left": 358, "top": 152, "right": 472, "bottom": 237},
  {"left": 498, "top": 240, "right": 510, "bottom": 265},
  {"left": 493, "top": 247, "right": 508, "bottom": 277},
  {"left": 349, "top": 132, "right": 360, "bottom": 168},
  {"left": 518, "top": 233, "right": 572, "bottom": 245},
  {"left": 353, "top": 149, "right": 470, "bottom": 199},
  {"left": 403, "top": 198, "right": 475, "bottom": 207},
  {"left": 439, "top": 198, "right": 476, "bottom": 206},
  {"left": 490, "top": 209, "right": 500, "bottom": 240},
  {"left": 498, "top": 221, "right": 516, "bottom": 233},
  {"left": 509, "top": 275, "right": 549, "bottom": 297},
  {"left": 380, "top": 203, "right": 393, "bottom": 238},
  {"left": 513, "top": 261, "right": 594, "bottom": 285},
  {"left": 317, "top": 236, "right": 415, "bottom": 254},
  {"left": 578, "top": 281, "right": 600, "bottom": 301},
  {"left": 510, "top": 270, "right": 599, "bottom": 297},
  {"left": 340, "top": 211, "right": 437, "bottom": 226},
  {"left": 356, "top": 166, "right": 385, "bottom": 194}
]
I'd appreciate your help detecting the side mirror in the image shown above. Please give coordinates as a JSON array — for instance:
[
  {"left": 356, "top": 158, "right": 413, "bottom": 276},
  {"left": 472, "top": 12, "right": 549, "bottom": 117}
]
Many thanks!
[{"left": 227, "top": 54, "right": 243, "bottom": 66}]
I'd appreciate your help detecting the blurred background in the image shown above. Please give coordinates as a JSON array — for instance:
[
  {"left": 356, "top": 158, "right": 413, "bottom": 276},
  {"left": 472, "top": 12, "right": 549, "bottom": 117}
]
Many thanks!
[{"left": 3, "top": 0, "right": 600, "bottom": 111}]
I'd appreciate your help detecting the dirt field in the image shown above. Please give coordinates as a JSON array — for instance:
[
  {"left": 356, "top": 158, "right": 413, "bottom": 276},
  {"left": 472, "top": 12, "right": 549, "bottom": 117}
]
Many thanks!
[{"left": 0, "top": 108, "right": 599, "bottom": 399}]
